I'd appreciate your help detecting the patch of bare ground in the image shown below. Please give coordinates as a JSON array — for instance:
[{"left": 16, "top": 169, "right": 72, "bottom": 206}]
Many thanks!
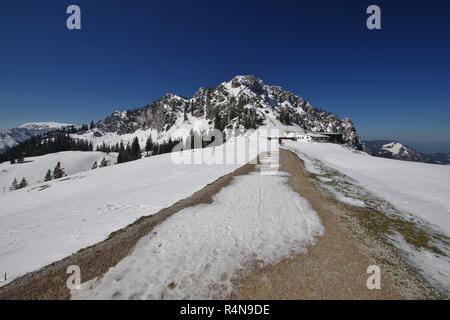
[{"left": 231, "top": 149, "right": 442, "bottom": 300}]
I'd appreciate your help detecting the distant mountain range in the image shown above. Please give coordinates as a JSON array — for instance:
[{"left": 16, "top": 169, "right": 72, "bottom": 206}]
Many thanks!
[
  {"left": 363, "top": 140, "right": 450, "bottom": 165},
  {"left": 0, "top": 122, "right": 73, "bottom": 153}
]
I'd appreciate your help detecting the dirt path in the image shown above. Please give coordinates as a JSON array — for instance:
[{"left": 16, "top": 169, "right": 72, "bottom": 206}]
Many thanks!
[
  {"left": 0, "top": 148, "right": 438, "bottom": 300},
  {"left": 232, "top": 149, "right": 437, "bottom": 299}
]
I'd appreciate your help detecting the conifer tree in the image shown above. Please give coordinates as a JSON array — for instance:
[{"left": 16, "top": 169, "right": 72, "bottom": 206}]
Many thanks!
[
  {"left": 100, "top": 157, "right": 108, "bottom": 167},
  {"left": 92, "top": 161, "right": 98, "bottom": 170},
  {"left": 131, "top": 137, "right": 141, "bottom": 160},
  {"left": 19, "top": 177, "right": 28, "bottom": 188},
  {"left": 145, "top": 135, "right": 153, "bottom": 156},
  {"left": 10, "top": 178, "right": 18, "bottom": 191},
  {"left": 44, "top": 169, "right": 53, "bottom": 181},
  {"left": 53, "top": 162, "right": 66, "bottom": 179}
]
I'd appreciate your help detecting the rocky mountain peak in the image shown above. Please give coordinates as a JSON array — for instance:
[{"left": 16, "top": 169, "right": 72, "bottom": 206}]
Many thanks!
[{"left": 90, "top": 75, "right": 363, "bottom": 149}]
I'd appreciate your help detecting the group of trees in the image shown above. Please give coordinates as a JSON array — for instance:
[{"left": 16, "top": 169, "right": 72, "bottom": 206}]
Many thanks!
[
  {"left": 149, "top": 130, "right": 221, "bottom": 157},
  {"left": 151, "top": 138, "right": 183, "bottom": 156},
  {"left": 79, "top": 121, "right": 96, "bottom": 132},
  {"left": 10, "top": 177, "right": 28, "bottom": 191},
  {"left": 0, "top": 133, "right": 94, "bottom": 164},
  {"left": 107, "top": 132, "right": 212, "bottom": 164},
  {"left": 44, "top": 162, "right": 66, "bottom": 182},
  {"left": 96, "top": 140, "right": 135, "bottom": 154},
  {"left": 214, "top": 114, "right": 227, "bottom": 132},
  {"left": 10, "top": 162, "right": 67, "bottom": 191},
  {"left": 96, "top": 141, "right": 114, "bottom": 153},
  {"left": 278, "top": 109, "right": 293, "bottom": 125},
  {"left": 117, "top": 137, "right": 142, "bottom": 164},
  {"left": 92, "top": 157, "right": 109, "bottom": 169}
]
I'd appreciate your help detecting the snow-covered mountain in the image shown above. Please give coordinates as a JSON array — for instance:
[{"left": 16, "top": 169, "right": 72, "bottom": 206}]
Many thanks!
[
  {"left": 364, "top": 140, "right": 450, "bottom": 165},
  {"left": 0, "top": 122, "right": 73, "bottom": 153},
  {"left": 76, "top": 75, "right": 362, "bottom": 150}
]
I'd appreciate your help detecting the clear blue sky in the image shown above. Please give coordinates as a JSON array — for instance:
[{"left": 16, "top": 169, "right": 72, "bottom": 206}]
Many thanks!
[{"left": 1, "top": 0, "right": 449, "bottom": 152}]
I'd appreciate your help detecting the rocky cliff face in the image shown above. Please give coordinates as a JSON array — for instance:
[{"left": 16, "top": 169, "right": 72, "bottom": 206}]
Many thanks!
[{"left": 95, "top": 75, "right": 363, "bottom": 149}]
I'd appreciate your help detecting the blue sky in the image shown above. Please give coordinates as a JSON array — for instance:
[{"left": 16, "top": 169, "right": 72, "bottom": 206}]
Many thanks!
[{"left": 0, "top": 0, "right": 449, "bottom": 152}]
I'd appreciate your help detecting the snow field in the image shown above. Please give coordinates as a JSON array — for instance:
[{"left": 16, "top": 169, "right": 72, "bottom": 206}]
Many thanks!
[
  {"left": 285, "top": 141, "right": 450, "bottom": 293},
  {"left": 0, "top": 151, "right": 117, "bottom": 192},
  {"left": 72, "top": 154, "right": 323, "bottom": 299},
  {"left": 0, "top": 135, "right": 275, "bottom": 286}
]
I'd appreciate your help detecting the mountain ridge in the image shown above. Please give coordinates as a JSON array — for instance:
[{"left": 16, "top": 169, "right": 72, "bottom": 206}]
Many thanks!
[
  {"left": 363, "top": 140, "right": 450, "bottom": 165},
  {"left": 0, "top": 122, "right": 73, "bottom": 153},
  {"left": 88, "top": 75, "right": 363, "bottom": 149},
  {"left": 1, "top": 76, "right": 364, "bottom": 156}
]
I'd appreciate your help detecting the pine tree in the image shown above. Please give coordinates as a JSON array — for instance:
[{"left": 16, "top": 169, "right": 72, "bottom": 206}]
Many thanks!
[
  {"left": 44, "top": 169, "right": 53, "bottom": 181},
  {"left": 117, "top": 152, "right": 123, "bottom": 164},
  {"left": 10, "top": 178, "right": 18, "bottom": 191},
  {"left": 92, "top": 161, "right": 98, "bottom": 170},
  {"left": 53, "top": 162, "right": 66, "bottom": 179},
  {"left": 90, "top": 121, "right": 96, "bottom": 130},
  {"left": 19, "top": 177, "right": 28, "bottom": 188},
  {"left": 145, "top": 135, "right": 153, "bottom": 156},
  {"left": 214, "top": 113, "right": 225, "bottom": 132},
  {"left": 131, "top": 137, "right": 141, "bottom": 160},
  {"left": 100, "top": 157, "right": 108, "bottom": 167}
]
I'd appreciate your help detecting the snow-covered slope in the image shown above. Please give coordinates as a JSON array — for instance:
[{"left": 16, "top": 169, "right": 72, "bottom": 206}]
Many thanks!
[
  {"left": 0, "top": 135, "right": 267, "bottom": 286},
  {"left": 0, "top": 151, "right": 117, "bottom": 192},
  {"left": 74, "top": 75, "right": 362, "bottom": 150},
  {"left": 0, "top": 122, "right": 73, "bottom": 153},
  {"left": 286, "top": 142, "right": 450, "bottom": 235},
  {"left": 286, "top": 141, "right": 450, "bottom": 292}
]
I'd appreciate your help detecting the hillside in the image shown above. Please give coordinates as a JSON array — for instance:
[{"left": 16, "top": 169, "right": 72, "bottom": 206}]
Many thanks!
[
  {"left": 0, "top": 122, "right": 73, "bottom": 153},
  {"left": 0, "top": 135, "right": 264, "bottom": 287},
  {"left": 286, "top": 141, "right": 450, "bottom": 293},
  {"left": 0, "top": 151, "right": 116, "bottom": 192}
]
